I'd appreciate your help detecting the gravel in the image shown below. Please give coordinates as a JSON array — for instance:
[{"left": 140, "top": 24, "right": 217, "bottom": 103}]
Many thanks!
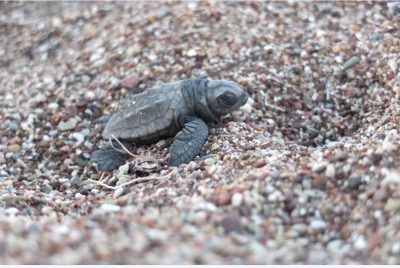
[{"left": 1, "top": 1, "right": 400, "bottom": 265}]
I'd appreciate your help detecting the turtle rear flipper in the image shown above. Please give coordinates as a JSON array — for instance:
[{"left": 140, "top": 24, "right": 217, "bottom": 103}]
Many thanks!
[
  {"left": 90, "top": 143, "right": 131, "bottom": 171},
  {"left": 169, "top": 117, "right": 208, "bottom": 166}
]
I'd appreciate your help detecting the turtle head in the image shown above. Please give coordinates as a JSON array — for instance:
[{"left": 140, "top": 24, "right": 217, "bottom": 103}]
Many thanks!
[{"left": 206, "top": 80, "right": 248, "bottom": 116}]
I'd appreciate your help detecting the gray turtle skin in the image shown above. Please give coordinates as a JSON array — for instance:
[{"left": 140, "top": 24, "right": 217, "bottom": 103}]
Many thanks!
[{"left": 91, "top": 78, "right": 248, "bottom": 171}]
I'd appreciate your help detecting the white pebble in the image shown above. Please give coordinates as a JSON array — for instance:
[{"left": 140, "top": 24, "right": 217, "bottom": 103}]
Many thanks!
[
  {"left": 267, "top": 191, "right": 282, "bottom": 202},
  {"left": 187, "top": 49, "right": 197, "bottom": 57},
  {"left": 335, "top": 55, "right": 343, "bottom": 63},
  {"left": 240, "top": 97, "right": 254, "bottom": 113},
  {"left": 388, "top": 59, "right": 398, "bottom": 73},
  {"left": 187, "top": 2, "right": 198, "bottom": 10},
  {"left": 391, "top": 242, "right": 400, "bottom": 254},
  {"left": 34, "top": 93, "right": 46, "bottom": 103},
  {"left": 374, "top": 210, "right": 384, "bottom": 222},
  {"left": 325, "top": 164, "right": 335, "bottom": 178},
  {"left": 327, "top": 240, "right": 343, "bottom": 255},
  {"left": 265, "top": 185, "right": 275, "bottom": 193},
  {"left": 85, "top": 91, "right": 96, "bottom": 99},
  {"left": 91, "top": 189, "right": 99, "bottom": 194},
  {"left": 192, "top": 211, "right": 207, "bottom": 224},
  {"left": 381, "top": 169, "right": 400, "bottom": 186},
  {"left": 312, "top": 161, "right": 327, "bottom": 173},
  {"left": 325, "top": 141, "right": 338, "bottom": 149},
  {"left": 71, "top": 132, "right": 85, "bottom": 144},
  {"left": 113, "top": 187, "right": 124, "bottom": 199},
  {"left": 388, "top": 1, "right": 400, "bottom": 15},
  {"left": 99, "top": 203, "right": 121, "bottom": 213},
  {"left": 148, "top": 54, "right": 157, "bottom": 61},
  {"left": 196, "top": 202, "right": 217, "bottom": 212},
  {"left": 382, "top": 129, "right": 398, "bottom": 151},
  {"left": 5, "top": 207, "right": 19, "bottom": 216},
  {"left": 48, "top": 102, "right": 59, "bottom": 110},
  {"left": 354, "top": 235, "right": 367, "bottom": 250},
  {"left": 75, "top": 193, "right": 86, "bottom": 200},
  {"left": 309, "top": 219, "right": 327, "bottom": 230},
  {"left": 231, "top": 192, "right": 243, "bottom": 207},
  {"left": 304, "top": 66, "right": 312, "bottom": 75},
  {"left": 266, "top": 118, "right": 275, "bottom": 126},
  {"left": 366, "top": 125, "right": 375, "bottom": 134},
  {"left": 292, "top": 223, "right": 308, "bottom": 234},
  {"left": 204, "top": 157, "right": 216, "bottom": 165},
  {"left": 53, "top": 225, "right": 70, "bottom": 235},
  {"left": 90, "top": 49, "right": 103, "bottom": 62},
  {"left": 93, "top": 58, "right": 106, "bottom": 68}
]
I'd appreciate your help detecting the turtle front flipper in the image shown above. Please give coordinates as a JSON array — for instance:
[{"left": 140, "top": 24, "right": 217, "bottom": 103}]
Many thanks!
[
  {"left": 90, "top": 141, "right": 132, "bottom": 171},
  {"left": 169, "top": 117, "right": 208, "bottom": 166}
]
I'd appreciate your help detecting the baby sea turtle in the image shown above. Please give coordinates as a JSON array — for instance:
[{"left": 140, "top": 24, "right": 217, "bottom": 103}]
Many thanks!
[{"left": 90, "top": 78, "right": 248, "bottom": 171}]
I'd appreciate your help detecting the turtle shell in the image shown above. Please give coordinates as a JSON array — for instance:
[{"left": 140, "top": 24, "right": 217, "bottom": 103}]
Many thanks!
[{"left": 102, "top": 82, "right": 185, "bottom": 143}]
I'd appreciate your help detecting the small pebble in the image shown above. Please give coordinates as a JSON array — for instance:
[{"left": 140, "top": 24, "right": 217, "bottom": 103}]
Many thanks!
[
  {"left": 325, "top": 164, "right": 335, "bottom": 178},
  {"left": 368, "top": 231, "right": 384, "bottom": 250},
  {"left": 312, "top": 162, "right": 327, "bottom": 173},
  {"left": 11, "top": 113, "right": 22, "bottom": 121},
  {"left": 7, "top": 144, "right": 21, "bottom": 153},
  {"left": 58, "top": 118, "right": 78, "bottom": 131},
  {"left": 310, "top": 219, "right": 327, "bottom": 230},
  {"left": 5, "top": 207, "right": 19, "bottom": 216},
  {"left": 34, "top": 93, "right": 47, "bottom": 103},
  {"left": 384, "top": 199, "right": 400, "bottom": 212},
  {"left": 354, "top": 235, "right": 368, "bottom": 251},
  {"left": 391, "top": 243, "right": 400, "bottom": 254},
  {"left": 239, "top": 97, "right": 254, "bottom": 113},
  {"left": 347, "top": 177, "right": 363, "bottom": 190},
  {"left": 40, "top": 184, "right": 52, "bottom": 193},
  {"left": 126, "top": 45, "right": 141, "bottom": 57},
  {"left": 381, "top": 170, "right": 400, "bottom": 186},
  {"left": 373, "top": 188, "right": 388, "bottom": 202},
  {"left": 254, "top": 160, "right": 266, "bottom": 168},
  {"left": 99, "top": 203, "right": 121, "bottom": 213},
  {"left": 312, "top": 176, "right": 327, "bottom": 190},
  {"left": 113, "top": 187, "right": 124, "bottom": 199},
  {"left": 70, "top": 176, "right": 82, "bottom": 186},
  {"left": 204, "top": 157, "right": 216, "bottom": 166},
  {"left": 209, "top": 143, "right": 220, "bottom": 151},
  {"left": 121, "top": 73, "right": 139, "bottom": 90},
  {"left": 71, "top": 132, "right": 85, "bottom": 144},
  {"left": 187, "top": 49, "right": 197, "bottom": 57},
  {"left": 75, "top": 193, "right": 86, "bottom": 200},
  {"left": 341, "top": 54, "right": 361, "bottom": 73},
  {"left": 388, "top": 1, "right": 400, "bottom": 15},
  {"left": 192, "top": 211, "right": 207, "bottom": 224},
  {"left": 231, "top": 193, "right": 243, "bottom": 207},
  {"left": 48, "top": 102, "right": 59, "bottom": 110},
  {"left": 148, "top": 54, "right": 157, "bottom": 61},
  {"left": 327, "top": 240, "right": 343, "bottom": 255},
  {"left": 9, "top": 122, "right": 19, "bottom": 131},
  {"left": 215, "top": 193, "right": 231, "bottom": 206},
  {"left": 220, "top": 211, "right": 244, "bottom": 234},
  {"left": 388, "top": 60, "right": 398, "bottom": 73}
]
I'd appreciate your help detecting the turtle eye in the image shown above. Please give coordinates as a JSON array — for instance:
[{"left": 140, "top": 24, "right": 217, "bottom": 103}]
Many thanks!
[{"left": 217, "top": 93, "right": 237, "bottom": 107}]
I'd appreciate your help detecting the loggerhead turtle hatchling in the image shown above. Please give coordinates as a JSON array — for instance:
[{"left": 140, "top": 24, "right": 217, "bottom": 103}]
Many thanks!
[{"left": 90, "top": 78, "right": 248, "bottom": 171}]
